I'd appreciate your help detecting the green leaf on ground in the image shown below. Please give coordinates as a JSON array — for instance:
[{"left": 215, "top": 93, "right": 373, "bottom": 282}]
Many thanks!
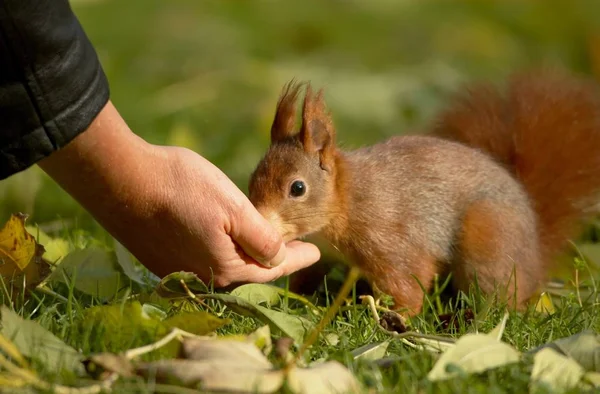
[
  {"left": 141, "top": 303, "right": 168, "bottom": 321},
  {"left": 78, "top": 301, "right": 228, "bottom": 357},
  {"left": 113, "top": 239, "right": 157, "bottom": 289},
  {"left": 583, "top": 371, "right": 600, "bottom": 387},
  {"left": 47, "top": 247, "right": 127, "bottom": 300},
  {"left": 230, "top": 283, "right": 283, "bottom": 307},
  {"left": 78, "top": 301, "right": 164, "bottom": 352},
  {"left": 202, "top": 293, "right": 314, "bottom": 345},
  {"left": 528, "top": 330, "right": 600, "bottom": 372},
  {"left": 231, "top": 283, "right": 319, "bottom": 312},
  {"left": 0, "top": 305, "right": 83, "bottom": 375},
  {"left": 162, "top": 311, "right": 231, "bottom": 335},
  {"left": 351, "top": 341, "right": 390, "bottom": 361},
  {"left": 26, "top": 225, "right": 71, "bottom": 264},
  {"left": 427, "top": 333, "right": 520, "bottom": 381},
  {"left": 155, "top": 271, "right": 209, "bottom": 298}
]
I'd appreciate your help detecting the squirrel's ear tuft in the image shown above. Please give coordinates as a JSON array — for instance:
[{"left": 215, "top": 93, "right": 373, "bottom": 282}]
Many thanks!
[
  {"left": 270, "top": 79, "right": 305, "bottom": 143},
  {"left": 300, "top": 84, "right": 336, "bottom": 171}
]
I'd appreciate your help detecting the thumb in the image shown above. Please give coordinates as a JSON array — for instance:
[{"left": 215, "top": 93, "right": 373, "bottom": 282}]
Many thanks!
[{"left": 231, "top": 202, "right": 286, "bottom": 267}]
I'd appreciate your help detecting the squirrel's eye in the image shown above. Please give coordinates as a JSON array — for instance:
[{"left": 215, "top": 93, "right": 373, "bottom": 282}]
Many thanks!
[{"left": 290, "top": 180, "right": 306, "bottom": 197}]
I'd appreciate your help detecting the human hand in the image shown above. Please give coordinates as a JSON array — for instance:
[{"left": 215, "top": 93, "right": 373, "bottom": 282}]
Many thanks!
[
  {"left": 137, "top": 145, "right": 322, "bottom": 285},
  {"left": 39, "top": 101, "right": 321, "bottom": 286}
]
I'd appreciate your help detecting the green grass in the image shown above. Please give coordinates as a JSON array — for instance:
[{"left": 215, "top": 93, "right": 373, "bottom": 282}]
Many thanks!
[
  {"left": 2, "top": 0, "right": 600, "bottom": 392},
  {"left": 1, "top": 232, "right": 599, "bottom": 393}
]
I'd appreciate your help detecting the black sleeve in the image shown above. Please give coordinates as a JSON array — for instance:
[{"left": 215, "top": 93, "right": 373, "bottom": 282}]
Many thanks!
[{"left": 0, "top": 0, "right": 110, "bottom": 180}]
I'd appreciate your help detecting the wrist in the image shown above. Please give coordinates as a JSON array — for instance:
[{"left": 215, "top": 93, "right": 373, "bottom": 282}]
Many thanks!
[{"left": 38, "top": 100, "right": 167, "bottom": 229}]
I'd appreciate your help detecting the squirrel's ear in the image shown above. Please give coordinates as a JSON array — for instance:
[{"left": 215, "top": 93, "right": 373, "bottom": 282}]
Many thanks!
[
  {"left": 300, "top": 84, "right": 336, "bottom": 172},
  {"left": 270, "top": 80, "right": 304, "bottom": 143}
]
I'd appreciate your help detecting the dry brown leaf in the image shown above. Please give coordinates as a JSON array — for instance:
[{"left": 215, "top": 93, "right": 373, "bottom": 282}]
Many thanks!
[
  {"left": 134, "top": 337, "right": 360, "bottom": 394},
  {"left": 287, "top": 361, "right": 361, "bottom": 394},
  {"left": 179, "top": 337, "right": 273, "bottom": 367},
  {"left": 136, "top": 339, "right": 283, "bottom": 393},
  {"left": 137, "top": 358, "right": 285, "bottom": 392},
  {"left": 0, "top": 213, "right": 51, "bottom": 294}
]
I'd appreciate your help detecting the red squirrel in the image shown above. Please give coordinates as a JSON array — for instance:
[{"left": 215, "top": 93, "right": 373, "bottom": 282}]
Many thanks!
[{"left": 247, "top": 69, "right": 600, "bottom": 315}]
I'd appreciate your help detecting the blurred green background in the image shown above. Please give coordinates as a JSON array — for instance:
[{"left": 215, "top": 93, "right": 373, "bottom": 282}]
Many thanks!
[{"left": 2, "top": 0, "right": 600, "bottom": 238}]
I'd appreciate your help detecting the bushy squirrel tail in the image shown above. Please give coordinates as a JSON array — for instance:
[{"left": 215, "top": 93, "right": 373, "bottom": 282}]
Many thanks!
[{"left": 431, "top": 69, "right": 600, "bottom": 268}]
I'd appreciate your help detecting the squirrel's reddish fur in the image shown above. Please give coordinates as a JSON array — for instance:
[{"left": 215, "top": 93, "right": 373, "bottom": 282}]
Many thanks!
[
  {"left": 248, "top": 69, "right": 600, "bottom": 315},
  {"left": 432, "top": 70, "right": 600, "bottom": 269}
]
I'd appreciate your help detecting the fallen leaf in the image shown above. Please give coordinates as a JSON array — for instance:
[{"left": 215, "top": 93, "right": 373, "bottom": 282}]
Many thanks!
[
  {"left": 141, "top": 303, "right": 168, "bottom": 321},
  {"left": 0, "top": 373, "right": 28, "bottom": 388},
  {"left": 154, "top": 273, "right": 314, "bottom": 343},
  {"left": 47, "top": 247, "right": 128, "bottom": 300},
  {"left": 78, "top": 301, "right": 166, "bottom": 353},
  {"left": 202, "top": 293, "right": 314, "bottom": 344},
  {"left": 113, "top": 240, "right": 157, "bottom": 289},
  {"left": 231, "top": 283, "right": 319, "bottom": 312},
  {"left": 324, "top": 333, "right": 339, "bottom": 347},
  {"left": 534, "top": 292, "right": 556, "bottom": 315},
  {"left": 408, "top": 336, "right": 456, "bottom": 353},
  {"left": 351, "top": 341, "right": 390, "bottom": 361},
  {"left": 528, "top": 330, "right": 600, "bottom": 372},
  {"left": 427, "top": 333, "right": 520, "bottom": 381},
  {"left": 530, "top": 347, "right": 585, "bottom": 392},
  {"left": 287, "top": 360, "right": 361, "bottom": 394},
  {"left": 155, "top": 271, "right": 209, "bottom": 298},
  {"left": 583, "top": 371, "right": 600, "bottom": 387},
  {"left": 134, "top": 337, "right": 360, "bottom": 394},
  {"left": 25, "top": 225, "right": 71, "bottom": 264},
  {"left": 162, "top": 311, "right": 230, "bottom": 335},
  {"left": 79, "top": 302, "right": 228, "bottom": 358},
  {"left": 0, "top": 305, "right": 83, "bottom": 375},
  {"left": 139, "top": 358, "right": 285, "bottom": 392},
  {"left": 245, "top": 325, "right": 273, "bottom": 355},
  {"left": 136, "top": 339, "right": 284, "bottom": 392},
  {"left": 0, "top": 332, "right": 28, "bottom": 368},
  {"left": 0, "top": 213, "right": 51, "bottom": 293},
  {"left": 218, "top": 325, "right": 274, "bottom": 354},
  {"left": 180, "top": 337, "right": 272, "bottom": 365},
  {"left": 230, "top": 283, "right": 283, "bottom": 307}
]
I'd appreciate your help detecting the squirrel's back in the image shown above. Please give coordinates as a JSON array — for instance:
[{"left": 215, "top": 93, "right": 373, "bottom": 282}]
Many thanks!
[
  {"left": 339, "top": 135, "right": 535, "bottom": 263},
  {"left": 431, "top": 69, "right": 600, "bottom": 269}
]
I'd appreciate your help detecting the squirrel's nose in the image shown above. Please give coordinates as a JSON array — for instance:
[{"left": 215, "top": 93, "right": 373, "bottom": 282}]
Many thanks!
[{"left": 256, "top": 207, "right": 286, "bottom": 238}]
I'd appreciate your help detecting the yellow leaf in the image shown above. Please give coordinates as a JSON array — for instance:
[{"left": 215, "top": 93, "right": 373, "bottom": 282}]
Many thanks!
[
  {"left": 26, "top": 225, "right": 71, "bottom": 264},
  {"left": 0, "top": 214, "right": 51, "bottom": 292},
  {"left": 0, "top": 373, "right": 27, "bottom": 388},
  {"left": 535, "top": 292, "right": 556, "bottom": 315},
  {"left": 0, "top": 214, "right": 38, "bottom": 270},
  {"left": 0, "top": 333, "right": 28, "bottom": 368}
]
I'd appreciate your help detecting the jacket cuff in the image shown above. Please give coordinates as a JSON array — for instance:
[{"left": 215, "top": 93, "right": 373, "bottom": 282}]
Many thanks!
[{"left": 0, "top": 0, "right": 110, "bottom": 180}]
